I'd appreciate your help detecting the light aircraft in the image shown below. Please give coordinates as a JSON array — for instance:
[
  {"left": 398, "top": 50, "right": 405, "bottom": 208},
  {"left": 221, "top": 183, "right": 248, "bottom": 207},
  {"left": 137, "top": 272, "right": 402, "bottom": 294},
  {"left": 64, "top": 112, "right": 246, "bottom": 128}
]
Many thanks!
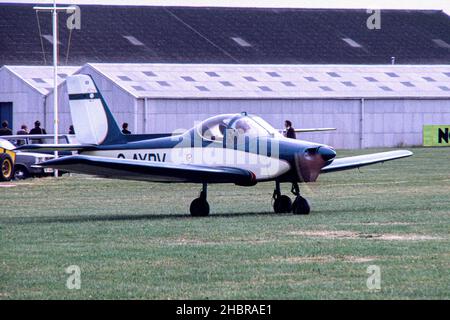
[{"left": 19, "top": 74, "right": 413, "bottom": 216}]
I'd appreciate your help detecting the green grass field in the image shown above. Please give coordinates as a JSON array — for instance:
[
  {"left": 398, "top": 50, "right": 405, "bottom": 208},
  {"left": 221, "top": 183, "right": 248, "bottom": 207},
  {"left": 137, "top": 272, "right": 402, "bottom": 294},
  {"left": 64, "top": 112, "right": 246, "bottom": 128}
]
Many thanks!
[{"left": 1, "top": 147, "right": 449, "bottom": 299}]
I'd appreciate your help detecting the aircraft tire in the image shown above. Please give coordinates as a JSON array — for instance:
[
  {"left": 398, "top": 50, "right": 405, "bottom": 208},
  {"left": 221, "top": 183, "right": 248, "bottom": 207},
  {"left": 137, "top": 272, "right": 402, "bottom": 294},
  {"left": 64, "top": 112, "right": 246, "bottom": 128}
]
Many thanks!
[
  {"left": 292, "top": 196, "right": 310, "bottom": 215},
  {"left": 273, "top": 195, "right": 292, "bottom": 213},
  {"left": 190, "top": 198, "right": 210, "bottom": 217}
]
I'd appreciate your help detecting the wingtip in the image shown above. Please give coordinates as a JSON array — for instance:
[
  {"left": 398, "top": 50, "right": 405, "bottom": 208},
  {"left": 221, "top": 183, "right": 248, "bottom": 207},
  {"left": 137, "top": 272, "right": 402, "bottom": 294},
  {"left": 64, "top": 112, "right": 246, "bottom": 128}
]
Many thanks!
[{"left": 400, "top": 150, "right": 414, "bottom": 157}]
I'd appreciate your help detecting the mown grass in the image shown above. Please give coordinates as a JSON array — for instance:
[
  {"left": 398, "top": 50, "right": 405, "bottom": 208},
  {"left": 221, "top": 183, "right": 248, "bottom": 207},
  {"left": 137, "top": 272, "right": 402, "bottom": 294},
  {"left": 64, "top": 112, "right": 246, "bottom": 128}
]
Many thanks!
[{"left": 0, "top": 147, "right": 449, "bottom": 299}]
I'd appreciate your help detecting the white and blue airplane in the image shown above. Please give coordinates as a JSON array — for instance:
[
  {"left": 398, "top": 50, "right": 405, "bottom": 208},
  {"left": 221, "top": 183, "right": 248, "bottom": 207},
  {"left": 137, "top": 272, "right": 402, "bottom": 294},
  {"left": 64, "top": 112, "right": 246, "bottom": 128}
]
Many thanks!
[{"left": 19, "top": 75, "right": 413, "bottom": 216}]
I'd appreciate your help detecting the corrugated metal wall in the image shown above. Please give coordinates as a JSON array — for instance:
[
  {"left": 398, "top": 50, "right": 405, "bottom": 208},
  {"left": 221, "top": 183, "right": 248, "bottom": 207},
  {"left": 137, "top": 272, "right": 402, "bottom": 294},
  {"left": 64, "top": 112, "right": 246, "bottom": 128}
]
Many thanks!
[
  {"left": 363, "top": 99, "right": 450, "bottom": 148},
  {"left": 0, "top": 69, "right": 45, "bottom": 133},
  {"left": 4, "top": 67, "right": 450, "bottom": 149},
  {"left": 144, "top": 99, "right": 361, "bottom": 148},
  {"left": 47, "top": 67, "right": 138, "bottom": 135},
  {"left": 144, "top": 98, "right": 450, "bottom": 149}
]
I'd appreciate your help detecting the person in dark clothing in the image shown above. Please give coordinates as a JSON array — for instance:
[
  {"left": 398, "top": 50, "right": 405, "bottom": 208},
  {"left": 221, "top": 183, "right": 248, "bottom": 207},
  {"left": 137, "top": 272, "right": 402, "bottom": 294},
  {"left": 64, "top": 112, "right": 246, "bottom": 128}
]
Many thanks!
[
  {"left": 29, "top": 121, "right": 46, "bottom": 135},
  {"left": 17, "top": 124, "right": 28, "bottom": 135},
  {"left": 16, "top": 124, "right": 28, "bottom": 146},
  {"left": 122, "top": 122, "right": 131, "bottom": 134},
  {"left": 29, "top": 120, "right": 47, "bottom": 143},
  {"left": 0, "top": 120, "right": 13, "bottom": 136},
  {"left": 284, "top": 120, "right": 296, "bottom": 139},
  {"left": 69, "top": 125, "right": 75, "bottom": 135}
]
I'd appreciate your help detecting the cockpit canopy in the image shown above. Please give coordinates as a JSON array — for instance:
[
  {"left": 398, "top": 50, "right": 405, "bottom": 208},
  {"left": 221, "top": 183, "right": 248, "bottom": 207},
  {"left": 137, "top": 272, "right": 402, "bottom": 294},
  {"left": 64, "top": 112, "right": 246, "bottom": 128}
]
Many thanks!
[{"left": 197, "top": 113, "right": 282, "bottom": 142}]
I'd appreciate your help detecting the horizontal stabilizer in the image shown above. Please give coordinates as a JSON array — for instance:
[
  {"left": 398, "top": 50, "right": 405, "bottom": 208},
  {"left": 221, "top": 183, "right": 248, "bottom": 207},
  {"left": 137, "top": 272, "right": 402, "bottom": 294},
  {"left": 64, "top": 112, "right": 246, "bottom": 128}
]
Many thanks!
[{"left": 321, "top": 150, "right": 413, "bottom": 173}]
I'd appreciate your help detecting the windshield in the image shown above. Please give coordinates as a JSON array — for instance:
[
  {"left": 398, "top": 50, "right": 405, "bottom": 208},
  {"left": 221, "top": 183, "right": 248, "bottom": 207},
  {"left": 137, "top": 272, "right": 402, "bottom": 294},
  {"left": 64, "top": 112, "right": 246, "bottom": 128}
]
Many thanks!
[
  {"left": 197, "top": 113, "right": 280, "bottom": 141},
  {"left": 198, "top": 114, "right": 233, "bottom": 141}
]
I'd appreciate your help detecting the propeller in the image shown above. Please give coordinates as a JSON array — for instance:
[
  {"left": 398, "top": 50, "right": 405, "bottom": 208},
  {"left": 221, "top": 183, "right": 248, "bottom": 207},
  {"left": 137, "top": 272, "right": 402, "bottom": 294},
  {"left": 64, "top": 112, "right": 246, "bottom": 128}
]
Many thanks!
[{"left": 295, "top": 146, "right": 336, "bottom": 182}]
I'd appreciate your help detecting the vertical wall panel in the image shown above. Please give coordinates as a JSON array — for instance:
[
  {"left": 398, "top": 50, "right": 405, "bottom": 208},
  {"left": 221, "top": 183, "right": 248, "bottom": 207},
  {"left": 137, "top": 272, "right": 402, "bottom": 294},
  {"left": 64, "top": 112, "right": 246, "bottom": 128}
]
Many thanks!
[
  {"left": 3, "top": 63, "right": 449, "bottom": 150},
  {"left": 146, "top": 99, "right": 363, "bottom": 149},
  {"left": 364, "top": 99, "right": 450, "bottom": 147}
]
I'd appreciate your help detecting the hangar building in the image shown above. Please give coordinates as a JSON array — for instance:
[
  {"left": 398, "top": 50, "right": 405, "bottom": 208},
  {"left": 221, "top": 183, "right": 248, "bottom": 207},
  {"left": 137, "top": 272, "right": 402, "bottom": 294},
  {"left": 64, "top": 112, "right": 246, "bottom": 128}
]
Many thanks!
[
  {"left": 0, "top": 5, "right": 449, "bottom": 148},
  {"left": 1, "top": 62, "right": 449, "bottom": 149},
  {"left": 0, "top": 65, "right": 78, "bottom": 133},
  {"left": 46, "top": 63, "right": 450, "bottom": 149}
]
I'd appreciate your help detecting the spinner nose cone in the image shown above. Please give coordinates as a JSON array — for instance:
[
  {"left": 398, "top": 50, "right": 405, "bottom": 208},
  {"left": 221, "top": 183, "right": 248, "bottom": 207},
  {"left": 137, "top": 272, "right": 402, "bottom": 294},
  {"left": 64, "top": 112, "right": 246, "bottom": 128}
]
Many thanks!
[{"left": 318, "top": 146, "right": 336, "bottom": 162}]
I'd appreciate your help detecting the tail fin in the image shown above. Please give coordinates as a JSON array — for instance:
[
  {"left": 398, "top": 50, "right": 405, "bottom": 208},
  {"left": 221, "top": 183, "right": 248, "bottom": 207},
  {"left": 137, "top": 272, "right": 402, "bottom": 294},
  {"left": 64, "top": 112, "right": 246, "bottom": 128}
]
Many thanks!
[{"left": 66, "top": 74, "right": 126, "bottom": 145}]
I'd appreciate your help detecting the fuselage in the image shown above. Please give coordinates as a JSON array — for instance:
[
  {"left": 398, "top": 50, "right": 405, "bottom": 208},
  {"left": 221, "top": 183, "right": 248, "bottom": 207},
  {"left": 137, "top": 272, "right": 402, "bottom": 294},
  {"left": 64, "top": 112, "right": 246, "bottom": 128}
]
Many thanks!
[{"left": 80, "top": 128, "right": 333, "bottom": 182}]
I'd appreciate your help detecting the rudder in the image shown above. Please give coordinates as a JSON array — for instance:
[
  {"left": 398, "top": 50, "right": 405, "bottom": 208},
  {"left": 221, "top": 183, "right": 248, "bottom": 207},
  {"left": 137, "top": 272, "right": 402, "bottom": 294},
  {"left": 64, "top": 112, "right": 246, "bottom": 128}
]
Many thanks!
[{"left": 66, "top": 74, "right": 125, "bottom": 145}]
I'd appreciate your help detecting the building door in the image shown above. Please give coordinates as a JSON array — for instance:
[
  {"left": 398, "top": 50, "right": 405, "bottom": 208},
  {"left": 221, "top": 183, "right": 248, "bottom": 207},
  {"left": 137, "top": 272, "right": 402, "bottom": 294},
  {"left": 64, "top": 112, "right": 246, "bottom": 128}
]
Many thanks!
[{"left": 0, "top": 102, "right": 13, "bottom": 130}]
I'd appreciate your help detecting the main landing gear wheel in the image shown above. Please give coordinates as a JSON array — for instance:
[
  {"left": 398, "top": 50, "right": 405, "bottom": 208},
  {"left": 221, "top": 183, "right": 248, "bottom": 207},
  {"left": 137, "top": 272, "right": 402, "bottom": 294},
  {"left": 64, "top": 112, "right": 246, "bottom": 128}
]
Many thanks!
[
  {"left": 190, "top": 183, "right": 210, "bottom": 217},
  {"left": 273, "top": 195, "right": 292, "bottom": 213},
  {"left": 272, "top": 181, "right": 292, "bottom": 213}
]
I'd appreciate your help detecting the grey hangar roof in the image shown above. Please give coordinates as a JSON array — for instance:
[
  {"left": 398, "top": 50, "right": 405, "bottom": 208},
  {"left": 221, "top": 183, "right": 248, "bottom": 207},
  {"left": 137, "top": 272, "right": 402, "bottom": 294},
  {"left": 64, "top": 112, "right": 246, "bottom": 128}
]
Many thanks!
[
  {"left": 2, "top": 65, "right": 79, "bottom": 95},
  {"left": 2, "top": 64, "right": 450, "bottom": 99},
  {"left": 82, "top": 63, "right": 450, "bottom": 99}
]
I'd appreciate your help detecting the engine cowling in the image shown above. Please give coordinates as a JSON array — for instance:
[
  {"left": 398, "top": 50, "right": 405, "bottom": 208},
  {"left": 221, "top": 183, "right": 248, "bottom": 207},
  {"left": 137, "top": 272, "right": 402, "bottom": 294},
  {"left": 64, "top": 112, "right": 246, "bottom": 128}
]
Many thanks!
[{"left": 294, "top": 146, "right": 336, "bottom": 182}]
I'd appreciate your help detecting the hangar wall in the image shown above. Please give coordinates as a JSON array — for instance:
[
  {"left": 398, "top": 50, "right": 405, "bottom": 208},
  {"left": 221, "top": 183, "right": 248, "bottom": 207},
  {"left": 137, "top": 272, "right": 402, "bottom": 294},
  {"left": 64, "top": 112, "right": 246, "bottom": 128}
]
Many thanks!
[
  {"left": 5, "top": 64, "right": 449, "bottom": 150},
  {"left": 143, "top": 98, "right": 450, "bottom": 149},
  {"left": 0, "top": 69, "right": 45, "bottom": 132},
  {"left": 10, "top": 87, "right": 450, "bottom": 150},
  {"left": 45, "top": 84, "right": 70, "bottom": 134},
  {"left": 363, "top": 99, "right": 450, "bottom": 148},
  {"left": 47, "top": 69, "right": 138, "bottom": 135},
  {"left": 143, "top": 99, "right": 361, "bottom": 148}
]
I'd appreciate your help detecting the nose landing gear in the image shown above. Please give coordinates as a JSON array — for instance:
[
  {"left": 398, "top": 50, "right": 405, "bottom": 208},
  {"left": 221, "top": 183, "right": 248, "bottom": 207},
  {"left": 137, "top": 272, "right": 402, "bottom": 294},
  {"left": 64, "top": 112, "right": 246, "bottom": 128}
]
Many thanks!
[
  {"left": 291, "top": 182, "right": 310, "bottom": 215},
  {"left": 272, "top": 181, "right": 310, "bottom": 215}
]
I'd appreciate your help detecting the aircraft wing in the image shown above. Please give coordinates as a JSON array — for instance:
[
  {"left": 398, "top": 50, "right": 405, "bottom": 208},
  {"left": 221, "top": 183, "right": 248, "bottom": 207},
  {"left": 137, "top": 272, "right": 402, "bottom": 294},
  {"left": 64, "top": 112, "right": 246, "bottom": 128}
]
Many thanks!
[
  {"left": 294, "top": 128, "right": 336, "bottom": 133},
  {"left": 2, "top": 134, "right": 75, "bottom": 140},
  {"left": 40, "top": 155, "right": 257, "bottom": 185},
  {"left": 15, "top": 144, "right": 95, "bottom": 152},
  {"left": 279, "top": 128, "right": 336, "bottom": 133},
  {"left": 321, "top": 150, "right": 413, "bottom": 173}
]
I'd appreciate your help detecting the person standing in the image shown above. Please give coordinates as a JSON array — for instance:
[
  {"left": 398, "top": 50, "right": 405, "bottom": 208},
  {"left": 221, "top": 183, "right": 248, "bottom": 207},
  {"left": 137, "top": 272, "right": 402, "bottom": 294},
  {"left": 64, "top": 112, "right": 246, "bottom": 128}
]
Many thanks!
[
  {"left": 29, "top": 120, "right": 47, "bottom": 143},
  {"left": 16, "top": 124, "right": 28, "bottom": 135},
  {"left": 0, "top": 120, "right": 12, "bottom": 136},
  {"left": 284, "top": 120, "right": 296, "bottom": 139},
  {"left": 122, "top": 122, "right": 131, "bottom": 134},
  {"left": 16, "top": 124, "right": 29, "bottom": 146},
  {"left": 29, "top": 120, "right": 47, "bottom": 135}
]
